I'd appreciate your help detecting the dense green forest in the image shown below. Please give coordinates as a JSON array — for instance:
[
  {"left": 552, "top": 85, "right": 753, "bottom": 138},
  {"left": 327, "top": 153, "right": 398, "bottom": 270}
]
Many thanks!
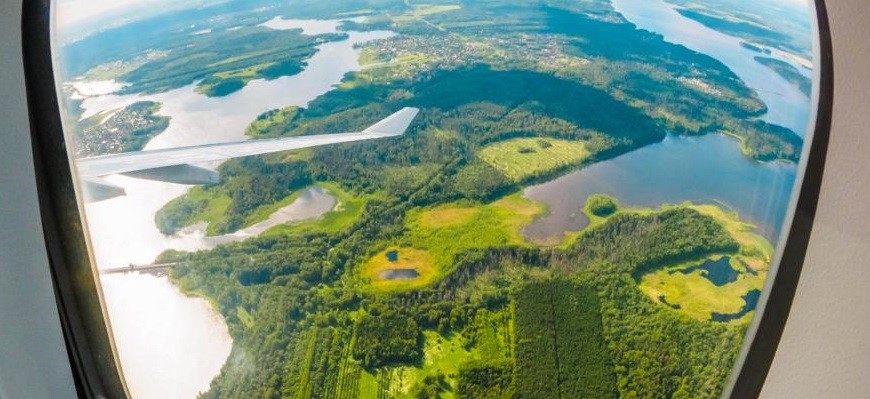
[
  {"left": 62, "top": 0, "right": 801, "bottom": 397},
  {"left": 513, "top": 280, "right": 616, "bottom": 399},
  {"left": 163, "top": 189, "right": 758, "bottom": 398}
]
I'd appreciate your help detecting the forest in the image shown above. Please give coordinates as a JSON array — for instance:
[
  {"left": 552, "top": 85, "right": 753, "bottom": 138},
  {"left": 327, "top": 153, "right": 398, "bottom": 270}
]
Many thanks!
[
  {"left": 755, "top": 56, "right": 813, "bottom": 97},
  {"left": 163, "top": 184, "right": 758, "bottom": 398},
  {"left": 62, "top": 0, "right": 798, "bottom": 397}
]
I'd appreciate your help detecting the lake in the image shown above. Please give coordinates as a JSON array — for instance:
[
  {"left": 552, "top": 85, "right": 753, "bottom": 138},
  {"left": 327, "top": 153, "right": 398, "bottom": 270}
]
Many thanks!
[
  {"left": 611, "top": 0, "right": 812, "bottom": 135},
  {"left": 77, "top": 21, "right": 393, "bottom": 399},
  {"left": 524, "top": 0, "right": 813, "bottom": 245},
  {"left": 71, "top": 2, "right": 816, "bottom": 396},
  {"left": 184, "top": 186, "right": 338, "bottom": 247},
  {"left": 524, "top": 133, "right": 796, "bottom": 242}
]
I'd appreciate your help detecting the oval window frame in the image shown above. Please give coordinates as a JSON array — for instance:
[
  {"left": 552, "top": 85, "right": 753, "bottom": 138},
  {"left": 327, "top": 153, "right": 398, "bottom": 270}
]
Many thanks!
[{"left": 20, "top": 0, "right": 835, "bottom": 397}]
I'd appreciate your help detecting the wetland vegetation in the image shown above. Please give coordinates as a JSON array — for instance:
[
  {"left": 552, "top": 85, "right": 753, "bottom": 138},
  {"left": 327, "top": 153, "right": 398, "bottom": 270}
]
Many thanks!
[{"left": 64, "top": 0, "right": 808, "bottom": 397}]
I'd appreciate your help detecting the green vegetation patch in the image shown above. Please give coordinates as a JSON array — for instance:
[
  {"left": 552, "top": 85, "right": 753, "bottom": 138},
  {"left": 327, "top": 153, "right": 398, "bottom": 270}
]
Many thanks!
[
  {"left": 361, "top": 247, "right": 437, "bottom": 292},
  {"left": 402, "top": 331, "right": 476, "bottom": 397},
  {"left": 156, "top": 158, "right": 313, "bottom": 235},
  {"left": 639, "top": 255, "right": 764, "bottom": 321},
  {"left": 478, "top": 137, "right": 591, "bottom": 182},
  {"left": 755, "top": 56, "right": 812, "bottom": 97},
  {"left": 457, "top": 360, "right": 513, "bottom": 399},
  {"left": 407, "top": 196, "right": 544, "bottom": 269},
  {"left": 363, "top": 195, "right": 544, "bottom": 292},
  {"left": 513, "top": 279, "right": 617, "bottom": 399},
  {"left": 352, "top": 312, "right": 423, "bottom": 369},
  {"left": 634, "top": 203, "right": 772, "bottom": 322},
  {"left": 284, "top": 327, "right": 353, "bottom": 398},
  {"left": 586, "top": 193, "right": 619, "bottom": 217},
  {"left": 155, "top": 185, "right": 231, "bottom": 236},
  {"left": 246, "top": 106, "right": 301, "bottom": 137}
]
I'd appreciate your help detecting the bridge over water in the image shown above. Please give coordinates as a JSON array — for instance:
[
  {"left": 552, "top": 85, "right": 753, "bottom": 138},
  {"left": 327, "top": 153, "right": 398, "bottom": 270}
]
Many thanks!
[{"left": 100, "top": 262, "right": 178, "bottom": 275}]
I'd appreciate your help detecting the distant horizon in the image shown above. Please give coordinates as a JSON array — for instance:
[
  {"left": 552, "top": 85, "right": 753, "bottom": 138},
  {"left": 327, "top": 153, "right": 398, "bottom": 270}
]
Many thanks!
[
  {"left": 55, "top": 0, "right": 812, "bottom": 33},
  {"left": 55, "top": 0, "right": 223, "bottom": 42}
]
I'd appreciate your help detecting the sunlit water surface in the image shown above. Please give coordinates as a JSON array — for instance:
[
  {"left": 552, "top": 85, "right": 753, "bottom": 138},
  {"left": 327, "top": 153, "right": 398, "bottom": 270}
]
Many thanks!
[
  {"left": 524, "top": 0, "right": 813, "bottom": 244},
  {"left": 76, "top": 22, "right": 393, "bottom": 399}
]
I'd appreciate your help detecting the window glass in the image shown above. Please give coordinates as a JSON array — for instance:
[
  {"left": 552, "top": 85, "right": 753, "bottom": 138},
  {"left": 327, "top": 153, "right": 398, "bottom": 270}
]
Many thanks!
[{"left": 53, "top": 0, "right": 817, "bottom": 397}]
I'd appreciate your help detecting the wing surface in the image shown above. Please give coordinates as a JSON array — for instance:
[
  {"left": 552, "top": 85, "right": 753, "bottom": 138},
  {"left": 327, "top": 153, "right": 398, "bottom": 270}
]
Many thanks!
[{"left": 76, "top": 107, "right": 419, "bottom": 179}]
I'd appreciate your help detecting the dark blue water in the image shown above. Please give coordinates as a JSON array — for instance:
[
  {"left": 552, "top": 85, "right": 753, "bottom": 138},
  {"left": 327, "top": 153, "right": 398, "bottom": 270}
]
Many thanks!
[
  {"left": 524, "top": 0, "right": 811, "bottom": 249},
  {"left": 524, "top": 133, "right": 796, "bottom": 242},
  {"left": 711, "top": 289, "right": 762, "bottom": 322},
  {"left": 679, "top": 256, "right": 739, "bottom": 286},
  {"left": 379, "top": 269, "right": 420, "bottom": 280},
  {"left": 658, "top": 295, "right": 681, "bottom": 310},
  {"left": 385, "top": 250, "right": 398, "bottom": 262}
]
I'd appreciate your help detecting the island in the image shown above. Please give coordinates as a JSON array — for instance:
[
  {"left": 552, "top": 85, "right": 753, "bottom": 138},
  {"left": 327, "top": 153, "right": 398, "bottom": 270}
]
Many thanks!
[{"left": 63, "top": 0, "right": 807, "bottom": 397}]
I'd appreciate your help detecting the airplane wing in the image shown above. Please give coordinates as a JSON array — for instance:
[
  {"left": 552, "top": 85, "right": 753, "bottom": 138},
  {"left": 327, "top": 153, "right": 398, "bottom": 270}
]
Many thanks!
[{"left": 77, "top": 107, "right": 419, "bottom": 202}]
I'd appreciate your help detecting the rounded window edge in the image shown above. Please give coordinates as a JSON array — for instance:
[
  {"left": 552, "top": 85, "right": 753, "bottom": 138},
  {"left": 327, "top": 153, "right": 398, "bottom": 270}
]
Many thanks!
[
  {"left": 21, "top": 0, "right": 131, "bottom": 397},
  {"left": 19, "top": 1, "right": 835, "bottom": 398},
  {"left": 724, "top": 0, "right": 834, "bottom": 397}
]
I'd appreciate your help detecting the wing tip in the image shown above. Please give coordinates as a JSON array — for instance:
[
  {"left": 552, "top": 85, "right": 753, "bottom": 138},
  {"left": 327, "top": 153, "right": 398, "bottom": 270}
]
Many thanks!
[{"left": 363, "top": 107, "right": 421, "bottom": 136}]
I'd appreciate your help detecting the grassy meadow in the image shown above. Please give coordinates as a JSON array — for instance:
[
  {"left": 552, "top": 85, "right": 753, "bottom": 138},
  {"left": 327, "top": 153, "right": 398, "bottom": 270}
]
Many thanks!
[{"left": 478, "top": 137, "right": 590, "bottom": 182}]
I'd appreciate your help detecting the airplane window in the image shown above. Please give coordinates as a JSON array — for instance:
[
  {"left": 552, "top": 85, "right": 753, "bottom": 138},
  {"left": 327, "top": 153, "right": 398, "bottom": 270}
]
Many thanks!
[{"left": 48, "top": 0, "right": 824, "bottom": 397}]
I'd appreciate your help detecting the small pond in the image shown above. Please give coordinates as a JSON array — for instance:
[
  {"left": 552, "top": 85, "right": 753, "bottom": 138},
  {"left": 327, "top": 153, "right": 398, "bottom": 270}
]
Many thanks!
[
  {"left": 711, "top": 289, "right": 762, "bottom": 322},
  {"left": 678, "top": 256, "right": 739, "bottom": 286},
  {"left": 379, "top": 269, "right": 420, "bottom": 280}
]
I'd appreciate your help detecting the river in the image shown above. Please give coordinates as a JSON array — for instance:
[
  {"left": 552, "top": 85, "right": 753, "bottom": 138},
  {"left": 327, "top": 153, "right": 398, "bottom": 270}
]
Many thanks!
[
  {"left": 524, "top": 0, "right": 813, "bottom": 244},
  {"left": 73, "top": 3, "right": 814, "bottom": 396},
  {"left": 611, "top": 0, "right": 812, "bottom": 135},
  {"left": 75, "top": 22, "right": 394, "bottom": 399}
]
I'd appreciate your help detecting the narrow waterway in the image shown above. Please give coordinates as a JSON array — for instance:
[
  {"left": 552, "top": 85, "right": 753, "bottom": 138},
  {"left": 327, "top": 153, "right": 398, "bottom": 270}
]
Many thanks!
[{"left": 74, "top": 21, "right": 394, "bottom": 399}]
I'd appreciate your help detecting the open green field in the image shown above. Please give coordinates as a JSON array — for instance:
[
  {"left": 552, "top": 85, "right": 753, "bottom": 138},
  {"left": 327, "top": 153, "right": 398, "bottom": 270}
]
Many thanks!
[
  {"left": 478, "top": 137, "right": 590, "bottom": 182},
  {"left": 361, "top": 194, "right": 544, "bottom": 292},
  {"left": 157, "top": 181, "right": 366, "bottom": 237},
  {"left": 386, "top": 331, "right": 474, "bottom": 398},
  {"left": 630, "top": 203, "right": 770, "bottom": 322},
  {"left": 639, "top": 255, "right": 765, "bottom": 321},
  {"left": 263, "top": 182, "right": 374, "bottom": 236},
  {"left": 393, "top": 4, "right": 462, "bottom": 23},
  {"left": 361, "top": 247, "right": 438, "bottom": 292}
]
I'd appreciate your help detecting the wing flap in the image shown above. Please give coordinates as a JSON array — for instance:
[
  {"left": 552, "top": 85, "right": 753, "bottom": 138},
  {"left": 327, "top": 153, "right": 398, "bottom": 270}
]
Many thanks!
[{"left": 121, "top": 164, "right": 220, "bottom": 185}]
